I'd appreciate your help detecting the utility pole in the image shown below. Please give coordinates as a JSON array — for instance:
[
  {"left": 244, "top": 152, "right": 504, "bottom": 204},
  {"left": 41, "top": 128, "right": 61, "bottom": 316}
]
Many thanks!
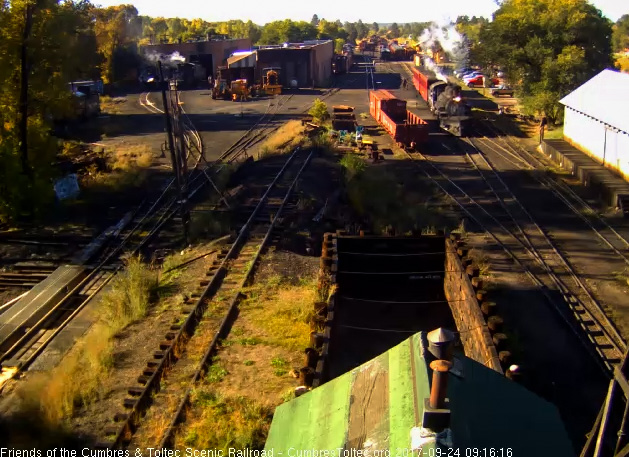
[
  {"left": 158, "top": 61, "right": 188, "bottom": 245},
  {"left": 18, "top": 2, "right": 34, "bottom": 179},
  {"left": 173, "top": 82, "right": 190, "bottom": 245}
]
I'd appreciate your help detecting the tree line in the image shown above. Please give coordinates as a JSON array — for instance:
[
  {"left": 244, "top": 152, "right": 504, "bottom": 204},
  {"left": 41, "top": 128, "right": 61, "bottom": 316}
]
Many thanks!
[
  {"left": 0, "top": 0, "right": 627, "bottom": 222},
  {"left": 455, "top": 1, "right": 628, "bottom": 123}
]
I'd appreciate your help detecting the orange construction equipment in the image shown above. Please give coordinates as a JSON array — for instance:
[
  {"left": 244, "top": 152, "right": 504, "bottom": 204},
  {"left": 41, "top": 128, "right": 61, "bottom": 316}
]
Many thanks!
[{"left": 262, "top": 68, "right": 282, "bottom": 95}]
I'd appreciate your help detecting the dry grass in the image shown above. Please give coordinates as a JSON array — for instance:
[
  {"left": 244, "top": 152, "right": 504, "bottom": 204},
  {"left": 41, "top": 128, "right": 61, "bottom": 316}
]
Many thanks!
[
  {"left": 99, "top": 95, "right": 127, "bottom": 115},
  {"left": 173, "top": 274, "right": 317, "bottom": 448},
  {"left": 239, "top": 275, "right": 315, "bottom": 351},
  {"left": 101, "top": 256, "right": 159, "bottom": 331},
  {"left": 258, "top": 120, "right": 307, "bottom": 158},
  {"left": 12, "top": 257, "right": 158, "bottom": 427},
  {"left": 110, "top": 143, "right": 153, "bottom": 171},
  {"left": 81, "top": 143, "right": 153, "bottom": 194}
]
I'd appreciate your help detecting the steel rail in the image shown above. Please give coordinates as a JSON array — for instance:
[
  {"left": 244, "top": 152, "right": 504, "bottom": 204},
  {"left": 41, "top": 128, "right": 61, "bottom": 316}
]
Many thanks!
[
  {"left": 157, "top": 148, "right": 314, "bottom": 449},
  {"left": 106, "top": 146, "right": 309, "bottom": 449},
  {"left": 404, "top": 149, "right": 616, "bottom": 374},
  {"left": 479, "top": 121, "right": 629, "bottom": 253},
  {"left": 461, "top": 137, "right": 626, "bottom": 356}
]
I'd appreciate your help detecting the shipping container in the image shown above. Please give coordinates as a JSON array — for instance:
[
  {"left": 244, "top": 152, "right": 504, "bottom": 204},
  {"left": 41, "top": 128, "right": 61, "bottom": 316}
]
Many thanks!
[{"left": 369, "top": 90, "right": 428, "bottom": 148}]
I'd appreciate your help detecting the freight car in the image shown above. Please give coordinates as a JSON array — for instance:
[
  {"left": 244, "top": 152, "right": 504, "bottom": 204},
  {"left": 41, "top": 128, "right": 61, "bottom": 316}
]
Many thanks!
[
  {"left": 369, "top": 90, "right": 429, "bottom": 149},
  {"left": 388, "top": 43, "right": 405, "bottom": 60},
  {"left": 428, "top": 82, "right": 472, "bottom": 137},
  {"left": 411, "top": 66, "right": 442, "bottom": 104}
]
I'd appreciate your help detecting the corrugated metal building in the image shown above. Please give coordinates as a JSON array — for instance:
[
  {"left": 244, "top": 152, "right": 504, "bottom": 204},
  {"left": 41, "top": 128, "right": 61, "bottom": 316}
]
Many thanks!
[
  {"left": 227, "top": 40, "right": 333, "bottom": 87},
  {"left": 141, "top": 38, "right": 252, "bottom": 80},
  {"left": 560, "top": 69, "right": 629, "bottom": 180}
]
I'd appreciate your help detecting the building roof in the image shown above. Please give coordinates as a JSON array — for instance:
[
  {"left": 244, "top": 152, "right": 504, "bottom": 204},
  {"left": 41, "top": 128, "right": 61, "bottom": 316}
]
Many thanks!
[
  {"left": 560, "top": 69, "right": 629, "bottom": 134},
  {"left": 265, "top": 332, "right": 574, "bottom": 455}
]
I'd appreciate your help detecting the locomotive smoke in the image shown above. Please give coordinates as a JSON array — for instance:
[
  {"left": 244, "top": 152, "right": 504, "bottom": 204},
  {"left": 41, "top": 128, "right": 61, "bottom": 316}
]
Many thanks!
[
  {"left": 419, "top": 21, "right": 470, "bottom": 70},
  {"left": 143, "top": 51, "right": 186, "bottom": 67},
  {"left": 422, "top": 57, "right": 448, "bottom": 82}
]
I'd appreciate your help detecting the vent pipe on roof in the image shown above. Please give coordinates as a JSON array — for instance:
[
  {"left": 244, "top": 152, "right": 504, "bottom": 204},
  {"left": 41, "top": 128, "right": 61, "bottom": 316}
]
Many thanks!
[
  {"left": 427, "top": 327, "right": 455, "bottom": 361},
  {"left": 422, "top": 359, "right": 452, "bottom": 432},
  {"left": 429, "top": 359, "right": 452, "bottom": 409}
]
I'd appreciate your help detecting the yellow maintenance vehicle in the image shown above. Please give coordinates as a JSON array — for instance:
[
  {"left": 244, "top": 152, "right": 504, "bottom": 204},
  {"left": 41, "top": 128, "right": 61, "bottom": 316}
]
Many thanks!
[
  {"left": 262, "top": 68, "right": 282, "bottom": 95},
  {"left": 230, "top": 79, "right": 250, "bottom": 101}
]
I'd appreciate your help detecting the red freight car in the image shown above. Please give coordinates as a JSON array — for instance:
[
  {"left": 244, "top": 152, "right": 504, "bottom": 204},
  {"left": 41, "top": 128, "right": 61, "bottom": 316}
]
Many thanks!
[
  {"left": 369, "top": 90, "right": 428, "bottom": 148},
  {"left": 411, "top": 67, "right": 440, "bottom": 103}
]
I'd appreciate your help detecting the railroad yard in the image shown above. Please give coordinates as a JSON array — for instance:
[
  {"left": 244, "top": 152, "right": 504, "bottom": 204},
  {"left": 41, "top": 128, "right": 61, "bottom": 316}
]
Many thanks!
[{"left": 2, "top": 26, "right": 629, "bottom": 456}]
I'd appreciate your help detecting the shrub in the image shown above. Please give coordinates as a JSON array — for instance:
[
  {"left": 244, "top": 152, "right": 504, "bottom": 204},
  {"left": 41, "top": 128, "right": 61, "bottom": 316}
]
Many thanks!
[{"left": 308, "top": 98, "right": 330, "bottom": 123}]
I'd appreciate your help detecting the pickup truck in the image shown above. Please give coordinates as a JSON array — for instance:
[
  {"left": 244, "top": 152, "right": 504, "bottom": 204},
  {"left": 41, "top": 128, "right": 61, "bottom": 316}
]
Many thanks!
[{"left": 491, "top": 85, "right": 515, "bottom": 97}]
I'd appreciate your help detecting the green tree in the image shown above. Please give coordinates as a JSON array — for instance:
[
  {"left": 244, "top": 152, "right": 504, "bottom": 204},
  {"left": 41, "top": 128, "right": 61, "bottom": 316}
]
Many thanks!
[
  {"left": 0, "top": 0, "right": 100, "bottom": 222},
  {"left": 372, "top": 22, "right": 379, "bottom": 32},
  {"left": 259, "top": 20, "right": 317, "bottom": 44},
  {"left": 167, "top": 17, "right": 186, "bottom": 42},
  {"left": 356, "top": 20, "right": 368, "bottom": 39},
  {"left": 612, "top": 15, "right": 629, "bottom": 52},
  {"left": 479, "top": 0, "right": 612, "bottom": 123},
  {"left": 94, "top": 5, "right": 142, "bottom": 83},
  {"left": 308, "top": 98, "right": 329, "bottom": 123},
  {"left": 389, "top": 22, "right": 400, "bottom": 38},
  {"left": 345, "top": 23, "right": 358, "bottom": 43},
  {"left": 334, "top": 38, "right": 344, "bottom": 53},
  {"left": 311, "top": 14, "right": 319, "bottom": 26},
  {"left": 151, "top": 17, "right": 168, "bottom": 42}
]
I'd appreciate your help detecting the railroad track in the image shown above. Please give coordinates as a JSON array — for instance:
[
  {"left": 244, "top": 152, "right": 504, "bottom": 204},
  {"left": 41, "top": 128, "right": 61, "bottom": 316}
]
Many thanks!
[
  {"left": 369, "top": 62, "right": 628, "bottom": 373},
  {"left": 100, "top": 146, "right": 314, "bottom": 449},
  {"left": 1, "top": 80, "right": 335, "bottom": 390},
  {"left": 406, "top": 140, "right": 625, "bottom": 374},
  {"left": 473, "top": 121, "right": 629, "bottom": 264},
  {"left": 1, "top": 89, "right": 221, "bottom": 385}
]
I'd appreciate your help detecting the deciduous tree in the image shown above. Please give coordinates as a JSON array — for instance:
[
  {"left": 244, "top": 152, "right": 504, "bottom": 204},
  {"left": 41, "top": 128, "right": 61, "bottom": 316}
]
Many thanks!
[
  {"left": 479, "top": 0, "right": 612, "bottom": 122},
  {"left": 612, "top": 15, "right": 629, "bottom": 52}
]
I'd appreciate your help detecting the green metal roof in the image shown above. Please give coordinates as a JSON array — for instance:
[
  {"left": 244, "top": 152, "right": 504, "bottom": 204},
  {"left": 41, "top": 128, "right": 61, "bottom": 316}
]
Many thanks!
[{"left": 265, "top": 332, "right": 575, "bottom": 456}]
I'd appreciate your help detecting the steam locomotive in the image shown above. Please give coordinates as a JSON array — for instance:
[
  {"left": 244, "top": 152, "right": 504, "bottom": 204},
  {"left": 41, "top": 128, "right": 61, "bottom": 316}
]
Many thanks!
[{"left": 428, "top": 81, "right": 472, "bottom": 137}]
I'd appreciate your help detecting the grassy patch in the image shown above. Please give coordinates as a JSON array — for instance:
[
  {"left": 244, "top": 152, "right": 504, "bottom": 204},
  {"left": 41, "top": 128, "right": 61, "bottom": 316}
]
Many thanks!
[
  {"left": 544, "top": 124, "right": 564, "bottom": 140},
  {"left": 271, "top": 357, "right": 289, "bottom": 376},
  {"left": 101, "top": 256, "right": 159, "bottom": 331},
  {"left": 206, "top": 363, "right": 229, "bottom": 383},
  {"left": 12, "top": 257, "right": 158, "bottom": 426},
  {"left": 258, "top": 120, "right": 307, "bottom": 158},
  {"left": 239, "top": 337, "right": 262, "bottom": 346},
  {"left": 80, "top": 143, "right": 153, "bottom": 195},
  {"left": 182, "top": 391, "right": 272, "bottom": 450},
  {"left": 469, "top": 248, "right": 491, "bottom": 276},
  {"left": 344, "top": 165, "right": 446, "bottom": 235},
  {"left": 240, "top": 275, "right": 315, "bottom": 351},
  {"left": 99, "top": 95, "right": 127, "bottom": 115}
]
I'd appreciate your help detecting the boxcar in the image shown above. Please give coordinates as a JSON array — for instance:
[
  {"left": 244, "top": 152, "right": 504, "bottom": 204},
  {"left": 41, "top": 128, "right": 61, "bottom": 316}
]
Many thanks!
[{"left": 369, "top": 90, "right": 428, "bottom": 148}]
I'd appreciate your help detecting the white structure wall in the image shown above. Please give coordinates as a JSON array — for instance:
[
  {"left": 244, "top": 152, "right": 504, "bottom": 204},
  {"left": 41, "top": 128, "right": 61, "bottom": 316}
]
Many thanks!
[{"left": 564, "top": 107, "right": 629, "bottom": 180}]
